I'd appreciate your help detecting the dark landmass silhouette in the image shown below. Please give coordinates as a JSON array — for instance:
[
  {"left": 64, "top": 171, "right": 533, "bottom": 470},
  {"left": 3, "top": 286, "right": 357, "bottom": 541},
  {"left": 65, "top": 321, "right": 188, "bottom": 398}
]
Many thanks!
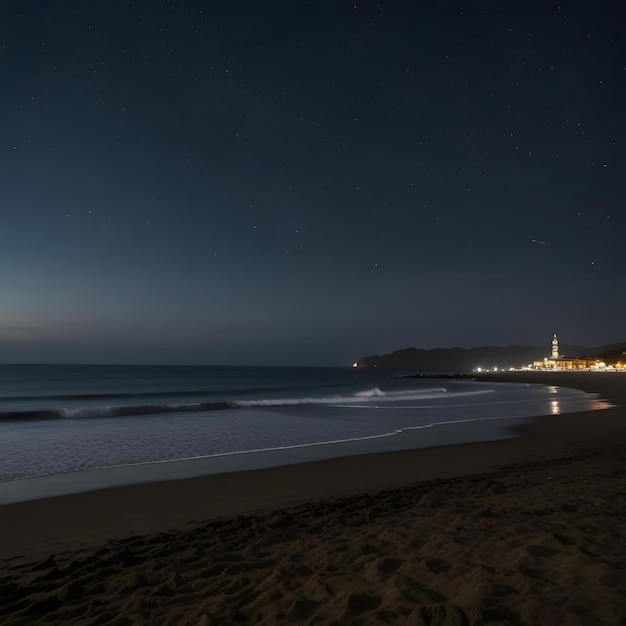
[{"left": 354, "top": 342, "right": 626, "bottom": 371}]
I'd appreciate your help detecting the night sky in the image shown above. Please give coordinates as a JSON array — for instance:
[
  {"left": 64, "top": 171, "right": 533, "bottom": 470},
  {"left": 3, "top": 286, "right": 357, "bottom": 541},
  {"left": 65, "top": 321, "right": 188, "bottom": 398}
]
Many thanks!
[{"left": 1, "top": 1, "right": 624, "bottom": 366}]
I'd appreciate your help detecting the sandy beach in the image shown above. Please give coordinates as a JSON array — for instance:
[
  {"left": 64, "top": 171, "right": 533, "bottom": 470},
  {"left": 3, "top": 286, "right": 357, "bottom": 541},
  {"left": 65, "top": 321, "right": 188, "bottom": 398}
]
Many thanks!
[{"left": 1, "top": 371, "right": 625, "bottom": 625}]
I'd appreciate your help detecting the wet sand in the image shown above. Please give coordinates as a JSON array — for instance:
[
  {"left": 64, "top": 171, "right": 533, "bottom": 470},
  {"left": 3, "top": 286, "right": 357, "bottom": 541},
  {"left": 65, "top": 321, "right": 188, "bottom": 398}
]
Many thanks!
[{"left": 1, "top": 371, "right": 625, "bottom": 625}]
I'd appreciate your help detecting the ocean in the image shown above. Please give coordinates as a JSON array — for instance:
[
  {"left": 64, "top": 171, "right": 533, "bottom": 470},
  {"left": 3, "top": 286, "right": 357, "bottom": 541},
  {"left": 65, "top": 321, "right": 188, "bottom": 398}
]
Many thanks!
[{"left": 0, "top": 364, "right": 609, "bottom": 493}]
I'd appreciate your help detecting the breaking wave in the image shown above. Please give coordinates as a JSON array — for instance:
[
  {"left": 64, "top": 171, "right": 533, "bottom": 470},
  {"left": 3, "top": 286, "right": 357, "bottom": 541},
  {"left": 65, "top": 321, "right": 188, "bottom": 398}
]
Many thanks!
[{"left": 0, "top": 387, "right": 493, "bottom": 422}]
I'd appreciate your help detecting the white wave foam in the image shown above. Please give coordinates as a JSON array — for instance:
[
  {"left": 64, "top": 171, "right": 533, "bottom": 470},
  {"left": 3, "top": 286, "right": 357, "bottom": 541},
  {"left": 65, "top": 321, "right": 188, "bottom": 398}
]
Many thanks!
[
  {"left": 50, "top": 388, "right": 491, "bottom": 418},
  {"left": 355, "top": 388, "right": 386, "bottom": 397},
  {"left": 59, "top": 406, "right": 117, "bottom": 419},
  {"left": 235, "top": 387, "right": 489, "bottom": 408}
]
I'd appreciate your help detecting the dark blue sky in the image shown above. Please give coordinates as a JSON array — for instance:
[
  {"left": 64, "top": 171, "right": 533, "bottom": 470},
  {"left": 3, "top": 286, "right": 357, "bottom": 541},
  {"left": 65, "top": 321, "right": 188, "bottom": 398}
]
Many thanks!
[{"left": 1, "top": 1, "right": 624, "bottom": 365}]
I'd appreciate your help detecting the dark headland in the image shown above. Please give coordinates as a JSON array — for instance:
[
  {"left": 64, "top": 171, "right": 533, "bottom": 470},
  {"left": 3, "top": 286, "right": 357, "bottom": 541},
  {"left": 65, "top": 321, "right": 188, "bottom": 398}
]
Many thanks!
[{"left": 354, "top": 341, "right": 626, "bottom": 370}]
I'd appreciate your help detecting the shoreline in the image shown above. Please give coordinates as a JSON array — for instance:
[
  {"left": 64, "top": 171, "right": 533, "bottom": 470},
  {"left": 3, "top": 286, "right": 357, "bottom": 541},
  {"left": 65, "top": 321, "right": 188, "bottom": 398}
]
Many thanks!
[
  {"left": 2, "top": 371, "right": 626, "bottom": 624},
  {"left": 1, "top": 371, "right": 624, "bottom": 555},
  {"left": 0, "top": 374, "right": 608, "bottom": 506},
  {"left": 0, "top": 413, "right": 532, "bottom": 506}
]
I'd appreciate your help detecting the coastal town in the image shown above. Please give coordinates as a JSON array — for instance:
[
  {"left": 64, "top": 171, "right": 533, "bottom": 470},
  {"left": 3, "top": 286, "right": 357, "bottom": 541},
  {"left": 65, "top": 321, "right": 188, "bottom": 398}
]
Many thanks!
[
  {"left": 524, "top": 334, "right": 626, "bottom": 372},
  {"left": 354, "top": 335, "right": 626, "bottom": 372}
]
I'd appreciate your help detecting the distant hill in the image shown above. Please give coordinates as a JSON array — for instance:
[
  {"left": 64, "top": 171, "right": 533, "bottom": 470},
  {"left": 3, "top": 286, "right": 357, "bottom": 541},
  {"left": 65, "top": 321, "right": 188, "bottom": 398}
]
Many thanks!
[{"left": 354, "top": 342, "right": 626, "bottom": 372}]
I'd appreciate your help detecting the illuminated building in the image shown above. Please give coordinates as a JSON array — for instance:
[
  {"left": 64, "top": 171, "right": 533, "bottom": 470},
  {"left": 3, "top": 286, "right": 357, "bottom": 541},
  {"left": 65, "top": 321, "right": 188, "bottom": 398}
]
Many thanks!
[{"left": 531, "top": 334, "right": 607, "bottom": 370}]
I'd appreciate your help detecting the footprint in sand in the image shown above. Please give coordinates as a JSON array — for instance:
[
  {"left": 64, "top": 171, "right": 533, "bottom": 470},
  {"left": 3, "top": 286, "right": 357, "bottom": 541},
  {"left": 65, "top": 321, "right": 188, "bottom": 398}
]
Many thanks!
[
  {"left": 518, "top": 563, "right": 546, "bottom": 578},
  {"left": 376, "top": 557, "right": 405, "bottom": 574},
  {"left": 552, "top": 532, "right": 577, "bottom": 546},
  {"left": 526, "top": 545, "right": 561, "bottom": 558},
  {"left": 347, "top": 591, "right": 381, "bottom": 613},
  {"left": 426, "top": 558, "right": 451, "bottom": 573}
]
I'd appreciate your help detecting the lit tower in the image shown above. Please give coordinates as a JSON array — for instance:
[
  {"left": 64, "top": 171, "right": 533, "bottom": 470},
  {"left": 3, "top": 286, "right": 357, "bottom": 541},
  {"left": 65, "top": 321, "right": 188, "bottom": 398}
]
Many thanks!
[{"left": 551, "top": 334, "right": 559, "bottom": 359}]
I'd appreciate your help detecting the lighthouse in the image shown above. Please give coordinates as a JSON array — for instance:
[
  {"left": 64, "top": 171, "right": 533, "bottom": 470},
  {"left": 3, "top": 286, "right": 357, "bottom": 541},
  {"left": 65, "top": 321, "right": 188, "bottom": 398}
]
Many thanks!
[{"left": 551, "top": 333, "right": 559, "bottom": 359}]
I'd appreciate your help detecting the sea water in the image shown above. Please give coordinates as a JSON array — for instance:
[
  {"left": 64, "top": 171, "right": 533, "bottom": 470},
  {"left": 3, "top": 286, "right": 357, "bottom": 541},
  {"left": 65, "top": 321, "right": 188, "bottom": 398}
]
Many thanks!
[{"left": 0, "top": 364, "right": 608, "bottom": 486}]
